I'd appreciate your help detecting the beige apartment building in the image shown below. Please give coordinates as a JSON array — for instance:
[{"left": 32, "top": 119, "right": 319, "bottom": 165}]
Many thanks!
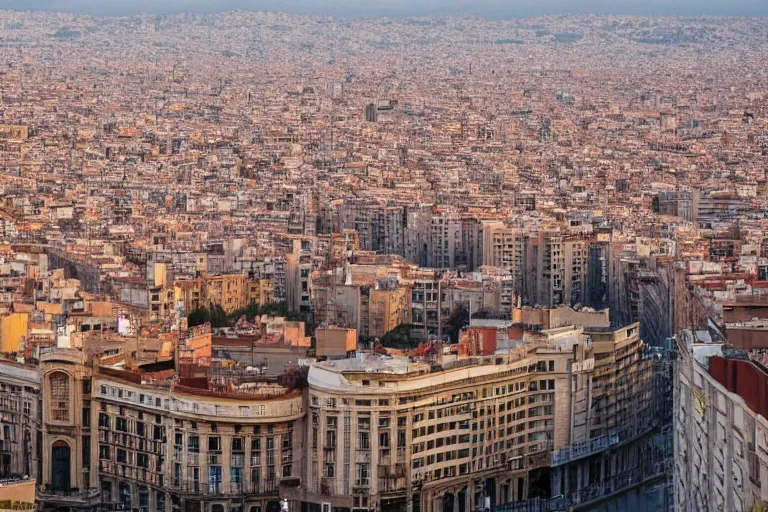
[
  {"left": 482, "top": 223, "right": 524, "bottom": 294},
  {"left": 1, "top": 321, "right": 665, "bottom": 512},
  {"left": 524, "top": 231, "right": 591, "bottom": 308},
  {"left": 202, "top": 273, "right": 247, "bottom": 314},
  {"left": 246, "top": 279, "right": 275, "bottom": 308},
  {"left": 300, "top": 341, "right": 576, "bottom": 512},
  {"left": 35, "top": 348, "right": 304, "bottom": 512},
  {"left": 368, "top": 286, "right": 411, "bottom": 339},
  {"left": 549, "top": 323, "right": 670, "bottom": 509},
  {"left": 0, "top": 361, "right": 40, "bottom": 480}
]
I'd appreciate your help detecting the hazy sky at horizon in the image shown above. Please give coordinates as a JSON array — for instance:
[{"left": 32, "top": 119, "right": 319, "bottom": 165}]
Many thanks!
[{"left": 3, "top": 0, "right": 768, "bottom": 18}]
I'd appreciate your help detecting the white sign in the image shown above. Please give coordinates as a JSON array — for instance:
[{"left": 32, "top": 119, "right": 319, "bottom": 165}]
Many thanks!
[{"left": 572, "top": 358, "right": 595, "bottom": 372}]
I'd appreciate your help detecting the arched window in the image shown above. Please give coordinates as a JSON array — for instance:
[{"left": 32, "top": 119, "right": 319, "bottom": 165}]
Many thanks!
[{"left": 49, "top": 372, "right": 70, "bottom": 422}]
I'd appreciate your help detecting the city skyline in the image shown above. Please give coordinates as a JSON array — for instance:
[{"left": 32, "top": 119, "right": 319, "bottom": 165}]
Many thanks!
[
  {"left": 3, "top": 0, "right": 768, "bottom": 18},
  {"left": 0, "top": 6, "right": 767, "bottom": 512}
]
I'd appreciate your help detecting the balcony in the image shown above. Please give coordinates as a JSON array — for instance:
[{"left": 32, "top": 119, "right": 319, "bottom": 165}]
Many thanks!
[
  {"left": 568, "top": 460, "right": 668, "bottom": 508},
  {"left": 550, "top": 433, "right": 619, "bottom": 466},
  {"left": 496, "top": 496, "right": 566, "bottom": 512},
  {"left": 38, "top": 487, "right": 101, "bottom": 507},
  {"left": 264, "top": 479, "right": 278, "bottom": 494}
]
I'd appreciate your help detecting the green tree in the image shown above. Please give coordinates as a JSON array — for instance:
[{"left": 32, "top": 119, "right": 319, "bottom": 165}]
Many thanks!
[
  {"left": 187, "top": 307, "right": 210, "bottom": 327},
  {"left": 230, "top": 302, "right": 303, "bottom": 323},
  {"left": 380, "top": 324, "right": 416, "bottom": 350},
  {"left": 209, "top": 303, "right": 231, "bottom": 328}
]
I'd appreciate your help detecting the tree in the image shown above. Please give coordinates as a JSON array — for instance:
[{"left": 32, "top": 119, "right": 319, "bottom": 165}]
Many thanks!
[
  {"left": 447, "top": 305, "right": 469, "bottom": 343},
  {"left": 187, "top": 307, "right": 210, "bottom": 327},
  {"left": 209, "top": 304, "right": 231, "bottom": 328},
  {"left": 229, "top": 302, "right": 302, "bottom": 323},
  {"left": 380, "top": 324, "right": 416, "bottom": 350}
]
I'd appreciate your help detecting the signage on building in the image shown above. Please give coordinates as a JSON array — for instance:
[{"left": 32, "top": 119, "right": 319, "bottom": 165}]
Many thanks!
[{"left": 572, "top": 358, "right": 595, "bottom": 372}]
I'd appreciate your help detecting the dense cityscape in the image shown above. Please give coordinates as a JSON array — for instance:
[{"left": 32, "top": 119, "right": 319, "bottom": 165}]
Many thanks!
[{"left": 0, "top": 8, "right": 767, "bottom": 512}]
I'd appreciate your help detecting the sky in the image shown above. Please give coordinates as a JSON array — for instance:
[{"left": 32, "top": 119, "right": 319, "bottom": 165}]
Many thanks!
[{"left": 2, "top": 0, "right": 767, "bottom": 18}]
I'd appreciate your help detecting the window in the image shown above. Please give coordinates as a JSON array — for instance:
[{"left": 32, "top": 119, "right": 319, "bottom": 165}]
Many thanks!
[
  {"left": 119, "top": 483, "right": 131, "bottom": 509},
  {"left": 82, "top": 435, "right": 90, "bottom": 466},
  {"left": 324, "top": 463, "right": 335, "bottom": 478},
  {"left": 156, "top": 493, "right": 165, "bottom": 512},
  {"left": 208, "top": 436, "right": 221, "bottom": 452},
  {"left": 188, "top": 436, "right": 200, "bottom": 453},
  {"left": 358, "top": 431, "right": 370, "bottom": 450},
  {"left": 356, "top": 463, "right": 369, "bottom": 485},
  {"left": 49, "top": 372, "right": 70, "bottom": 422},
  {"left": 209, "top": 466, "right": 222, "bottom": 493}
]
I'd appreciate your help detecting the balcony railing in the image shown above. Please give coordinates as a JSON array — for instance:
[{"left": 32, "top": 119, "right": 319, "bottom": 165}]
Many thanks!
[
  {"left": 550, "top": 419, "right": 660, "bottom": 467},
  {"left": 38, "top": 486, "right": 101, "bottom": 504},
  {"left": 550, "top": 433, "right": 619, "bottom": 466},
  {"left": 568, "top": 460, "right": 668, "bottom": 507},
  {"left": 496, "top": 496, "right": 567, "bottom": 512},
  {"left": 171, "top": 481, "right": 262, "bottom": 497}
]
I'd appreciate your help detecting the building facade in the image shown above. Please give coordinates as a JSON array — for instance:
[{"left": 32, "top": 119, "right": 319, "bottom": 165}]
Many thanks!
[
  {"left": 32, "top": 348, "right": 305, "bottom": 512},
  {"left": 0, "top": 361, "right": 40, "bottom": 480},
  {"left": 674, "top": 330, "right": 768, "bottom": 512},
  {"left": 302, "top": 344, "right": 576, "bottom": 512}
]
